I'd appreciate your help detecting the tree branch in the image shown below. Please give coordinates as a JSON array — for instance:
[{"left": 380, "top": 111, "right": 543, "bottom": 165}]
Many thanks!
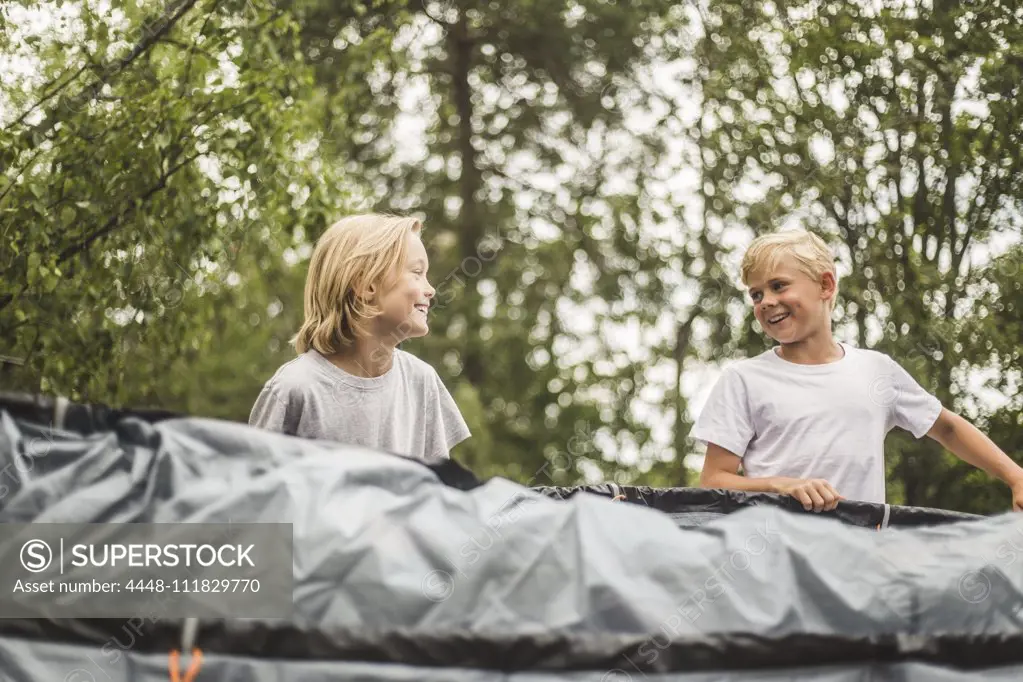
[
  {"left": 56, "top": 151, "right": 202, "bottom": 264},
  {"left": 23, "top": 0, "right": 204, "bottom": 142},
  {"left": 955, "top": 131, "right": 999, "bottom": 273},
  {"left": 0, "top": 145, "right": 49, "bottom": 207},
  {"left": 2, "top": 63, "right": 90, "bottom": 134},
  {"left": 180, "top": 0, "right": 225, "bottom": 99},
  {"left": 0, "top": 150, "right": 205, "bottom": 316}
]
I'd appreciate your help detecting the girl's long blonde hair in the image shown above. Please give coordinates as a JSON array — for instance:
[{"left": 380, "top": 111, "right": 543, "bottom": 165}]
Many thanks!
[{"left": 291, "top": 213, "right": 422, "bottom": 355}]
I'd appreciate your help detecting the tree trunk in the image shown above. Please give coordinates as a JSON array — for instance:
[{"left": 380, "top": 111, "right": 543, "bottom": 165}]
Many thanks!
[{"left": 450, "top": 10, "right": 485, "bottom": 387}]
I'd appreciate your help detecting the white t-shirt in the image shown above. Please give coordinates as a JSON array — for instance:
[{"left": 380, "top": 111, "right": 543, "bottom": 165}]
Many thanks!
[{"left": 690, "top": 342, "right": 942, "bottom": 504}]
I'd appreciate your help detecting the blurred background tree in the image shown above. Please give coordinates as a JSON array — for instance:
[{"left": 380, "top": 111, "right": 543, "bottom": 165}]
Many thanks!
[{"left": 2, "top": 0, "right": 1019, "bottom": 513}]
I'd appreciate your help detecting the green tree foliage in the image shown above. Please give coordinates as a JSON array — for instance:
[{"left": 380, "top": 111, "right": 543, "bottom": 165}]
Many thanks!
[{"left": 1, "top": 0, "right": 346, "bottom": 412}]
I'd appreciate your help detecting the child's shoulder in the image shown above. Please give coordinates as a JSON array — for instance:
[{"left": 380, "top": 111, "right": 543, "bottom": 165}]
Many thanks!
[
  {"left": 260, "top": 352, "right": 321, "bottom": 394},
  {"left": 840, "top": 343, "right": 901, "bottom": 370},
  {"left": 394, "top": 347, "right": 441, "bottom": 382}
]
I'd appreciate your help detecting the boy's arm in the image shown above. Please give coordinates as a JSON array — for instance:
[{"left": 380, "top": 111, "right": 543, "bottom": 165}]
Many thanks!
[
  {"left": 700, "top": 442, "right": 843, "bottom": 512},
  {"left": 926, "top": 408, "right": 1023, "bottom": 511}
]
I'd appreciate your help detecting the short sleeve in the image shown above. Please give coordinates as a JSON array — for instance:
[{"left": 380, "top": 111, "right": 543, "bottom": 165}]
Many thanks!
[
  {"left": 248, "top": 383, "right": 302, "bottom": 436},
  {"left": 883, "top": 355, "right": 943, "bottom": 438},
  {"left": 426, "top": 371, "right": 471, "bottom": 461},
  {"left": 689, "top": 367, "right": 756, "bottom": 458}
]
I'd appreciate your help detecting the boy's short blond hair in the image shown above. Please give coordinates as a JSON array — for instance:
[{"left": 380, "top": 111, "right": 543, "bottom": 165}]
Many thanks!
[
  {"left": 292, "top": 213, "right": 422, "bottom": 355},
  {"left": 740, "top": 229, "right": 839, "bottom": 310}
]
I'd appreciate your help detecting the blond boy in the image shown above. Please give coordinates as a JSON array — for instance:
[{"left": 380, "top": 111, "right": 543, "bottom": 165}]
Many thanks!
[
  {"left": 248, "top": 214, "right": 471, "bottom": 463},
  {"left": 692, "top": 229, "right": 1023, "bottom": 512}
]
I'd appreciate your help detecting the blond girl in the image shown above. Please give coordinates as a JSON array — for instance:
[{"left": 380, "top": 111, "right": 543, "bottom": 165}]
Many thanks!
[{"left": 249, "top": 214, "right": 470, "bottom": 463}]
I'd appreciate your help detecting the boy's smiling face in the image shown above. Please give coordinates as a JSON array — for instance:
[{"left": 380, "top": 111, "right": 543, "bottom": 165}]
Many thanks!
[{"left": 746, "top": 256, "right": 835, "bottom": 344}]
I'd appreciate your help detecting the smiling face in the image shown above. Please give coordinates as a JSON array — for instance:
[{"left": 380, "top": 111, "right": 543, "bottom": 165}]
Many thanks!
[
  {"left": 746, "top": 256, "right": 836, "bottom": 345},
  {"left": 371, "top": 230, "right": 435, "bottom": 342}
]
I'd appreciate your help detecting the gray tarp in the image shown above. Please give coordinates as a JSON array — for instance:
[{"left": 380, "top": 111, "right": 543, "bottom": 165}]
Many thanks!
[{"left": 1, "top": 409, "right": 1022, "bottom": 680}]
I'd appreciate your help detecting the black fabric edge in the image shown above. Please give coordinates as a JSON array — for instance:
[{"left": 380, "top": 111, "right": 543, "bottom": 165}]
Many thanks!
[
  {"left": 0, "top": 391, "right": 183, "bottom": 434},
  {"left": 530, "top": 485, "right": 984, "bottom": 527},
  {"left": 0, "top": 400, "right": 484, "bottom": 493},
  {"left": 0, "top": 620, "right": 1022, "bottom": 672}
]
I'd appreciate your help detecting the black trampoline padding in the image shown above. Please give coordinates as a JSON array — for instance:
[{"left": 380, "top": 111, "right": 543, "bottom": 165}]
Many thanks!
[{"left": 532, "top": 483, "right": 984, "bottom": 529}]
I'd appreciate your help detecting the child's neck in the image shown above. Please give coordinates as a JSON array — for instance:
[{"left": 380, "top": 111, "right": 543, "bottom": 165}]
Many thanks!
[
  {"left": 775, "top": 331, "right": 843, "bottom": 365},
  {"left": 325, "top": 339, "right": 396, "bottom": 378}
]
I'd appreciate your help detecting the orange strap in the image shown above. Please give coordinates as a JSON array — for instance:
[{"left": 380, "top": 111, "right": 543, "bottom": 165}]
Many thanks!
[{"left": 169, "top": 648, "right": 203, "bottom": 682}]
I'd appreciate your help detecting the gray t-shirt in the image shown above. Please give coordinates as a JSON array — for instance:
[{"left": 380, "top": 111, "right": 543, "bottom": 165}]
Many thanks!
[{"left": 248, "top": 349, "right": 471, "bottom": 463}]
